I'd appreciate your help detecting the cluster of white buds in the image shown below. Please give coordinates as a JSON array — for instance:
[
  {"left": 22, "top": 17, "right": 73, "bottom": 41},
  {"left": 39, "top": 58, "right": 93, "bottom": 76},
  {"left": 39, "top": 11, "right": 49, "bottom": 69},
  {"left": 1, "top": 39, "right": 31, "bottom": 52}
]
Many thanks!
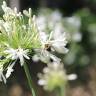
[
  {"left": 38, "top": 62, "right": 77, "bottom": 91},
  {"left": 2, "top": 1, "right": 22, "bottom": 21},
  {"left": 0, "top": 1, "right": 37, "bottom": 83}
]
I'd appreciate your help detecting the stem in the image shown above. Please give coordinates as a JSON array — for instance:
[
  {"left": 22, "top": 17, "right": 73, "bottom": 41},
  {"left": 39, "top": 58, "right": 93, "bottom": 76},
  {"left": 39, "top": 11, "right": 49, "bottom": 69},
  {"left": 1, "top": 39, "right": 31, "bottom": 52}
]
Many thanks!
[
  {"left": 59, "top": 86, "right": 65, "bottom": 96},
  {"left": 23, "top": 62, "right": 36, "bottom": 96}
]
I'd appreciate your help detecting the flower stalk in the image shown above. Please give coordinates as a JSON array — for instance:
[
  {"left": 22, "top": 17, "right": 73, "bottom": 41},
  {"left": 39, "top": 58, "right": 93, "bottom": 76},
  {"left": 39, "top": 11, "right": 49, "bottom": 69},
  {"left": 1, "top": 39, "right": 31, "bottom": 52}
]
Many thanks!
[
  {"left": 23, "top": 62, "right": 36, "bottom": 96},
  {"left": 59, "top": 86, "right": 65, "bottom": 96}
]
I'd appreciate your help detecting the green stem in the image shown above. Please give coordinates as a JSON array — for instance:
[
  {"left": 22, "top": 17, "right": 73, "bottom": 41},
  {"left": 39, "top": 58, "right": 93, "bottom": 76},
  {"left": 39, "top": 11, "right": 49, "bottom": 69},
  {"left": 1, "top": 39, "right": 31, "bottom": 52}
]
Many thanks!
[
  {"left": 23, "top": 62, "right": 36, "bottom": 96},
  {"left": 60, "top": 86, "right": 65, "bottom": 96}
]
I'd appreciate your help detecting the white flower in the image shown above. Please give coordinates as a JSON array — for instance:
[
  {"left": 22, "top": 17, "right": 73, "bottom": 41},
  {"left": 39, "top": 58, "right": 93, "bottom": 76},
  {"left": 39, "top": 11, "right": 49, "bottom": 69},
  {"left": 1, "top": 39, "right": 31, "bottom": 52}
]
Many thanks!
[
  {"left": 33, "top": 47, "right": 54, "bottom": 64},
  {"left": 39, "top": 32, "right": 48, "bottom": 44},
  {"left": 38, "top": 79, "right": 46, "bottom": 86},
  {"left": 2, "top": 1, "right": 22, "bottom": 20},
  {"left": 16, "top": 48, "right": 30, "bottom": 66},
  {"left": 0, "top": 65, "right": 6, "bottom": 83},
  {"left": 38, "top": 62, "right": 77, "bottom": 91},
  {"left": 51, "top": 32, "right": 68, "bottom": 53},
  {"left": 66, "top": 16, "right": 81, "bottom": 28},
  {"left": 32, "top": 54, "right": 39, "bottom": 62},
  {"left": 4, "top": 47, "right": 30, "bottom": 66},
  {"left": 0, "top": 20, "right": 13, "bottom": 36},
  {"left": 39, "top": 31, "right": 68, "bottom": 54},
  {"left": 37, "top": 49, "right": 50, "bottom": 63},
  {"left": 38, "top": 62, "right": 67, "bottom": 91},
  {"left": 4, "top": 48, "right": 18, "bottom": 60},
  {"left": 50, "top": 10, "right": 62, "bottom": 22},
  {"left": 36, "top": 10, "right": 63, "bottom": 32},
  {"left": 6, "top": 62, "right": 15, "bottom": 78},
  {"left": 36, "top": 16, "right": 46, "bottom": 31},
  {"left": 2, "top": 1, "right": 12, "bottom": 14},
  {"left": 33, "top": 48, "right": 61, "bottom": 63},
  {"left": 67, "top": 74, "right": 77, "bottom": 80},
  {"left": 3, "top": 22, "right": 12, "bottom": 33},
  {"left": 72, "top": 32, "right": 82, "bottom": 42}
]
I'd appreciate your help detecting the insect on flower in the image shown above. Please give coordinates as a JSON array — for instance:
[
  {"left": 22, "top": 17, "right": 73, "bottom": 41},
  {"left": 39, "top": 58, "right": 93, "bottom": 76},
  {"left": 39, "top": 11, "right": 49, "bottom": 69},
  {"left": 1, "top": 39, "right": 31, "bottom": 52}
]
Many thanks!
[{"left": 39, "top": 31, "right": 69, "bottom": 54}]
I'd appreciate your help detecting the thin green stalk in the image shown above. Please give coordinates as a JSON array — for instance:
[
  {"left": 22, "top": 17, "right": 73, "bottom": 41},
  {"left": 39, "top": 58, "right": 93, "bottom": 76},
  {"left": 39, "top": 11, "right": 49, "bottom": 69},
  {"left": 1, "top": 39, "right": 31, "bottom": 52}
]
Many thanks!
[
  {"left": 23, "top": 62, "right": 36, "bottom": 96},
  {"left": 59, "top": 86, "right": 66, "bottom": 96}
]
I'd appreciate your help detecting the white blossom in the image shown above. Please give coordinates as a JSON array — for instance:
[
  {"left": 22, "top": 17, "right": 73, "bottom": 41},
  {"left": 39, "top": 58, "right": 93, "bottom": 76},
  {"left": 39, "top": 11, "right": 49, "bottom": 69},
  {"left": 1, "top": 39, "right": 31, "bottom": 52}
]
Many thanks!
[
  {"left": 50, "top": 10, "right": 62, "bottom": 22},
  {"left": 2, "top": 1, "right": 12, "bottom": 14},
  {"left": 36, "top": 10, "right": 63, "bottom": 32},
  {"left": 72, "top": 32, "right": 82, "bottom": 42},
  {"left": 38, "top": 79, "right": 46, "bottom": 86},
  {"left": 0, "top": 65, "right": 6, "bottom": 83},
  {"left": 38, "top": 62, "right": 67, "bottom": 90},
  {"left": 3, "top": 22, "right": 12, "bottom": 33},
  {"left": 33, "top": 48, "right": 61, "bottom": 63},
  {"left": 36, "top": 16, "right": 46, "bottom": 31},
  {"left": 38, "top": 62, "right": 77, "bottom": 91},
  {"left": 39, "top": 31, "right": 68, "bottom": 54},
  {"left": 32, "top": 54, "right": 39, "bottom": 62},
  {"left": 66, "top": 16, "right": 81, "bottom": 28},
  {"left": 4, "top": 47, "right": 30, "bottom": 66},
  {"left": 2, "top": 1, "right": 22, "bottom": 20},
  {"left": 67, "top": 74, "right": 77, "bottom": 80},
  {"left": 6, "top": 62, "right": 15, "bottom": 78}
]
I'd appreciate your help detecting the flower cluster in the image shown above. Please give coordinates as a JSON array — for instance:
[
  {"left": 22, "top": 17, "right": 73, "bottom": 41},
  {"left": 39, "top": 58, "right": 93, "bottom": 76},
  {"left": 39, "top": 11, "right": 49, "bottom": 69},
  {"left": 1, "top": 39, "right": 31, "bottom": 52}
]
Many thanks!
[
  {"left": 0, "top": 1, "right": 41, "bottom": 83},
  {"left": 36, "top": 9, "right": 82, "bottom": 43},
  {"left": 35, "top": 9, "right": 79, "bottom": 91},
  {"left": 0, "top": 1, "right": 69, "bottom": 89},
  {"left": 38, "top": 62, "right": 77, "bottom": 91},
  {"left": 36, "top": 9, "right": 90, "bottom": 67},
  {"left": 36, "top": 9, "right": 63, "bottom": 33}
]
